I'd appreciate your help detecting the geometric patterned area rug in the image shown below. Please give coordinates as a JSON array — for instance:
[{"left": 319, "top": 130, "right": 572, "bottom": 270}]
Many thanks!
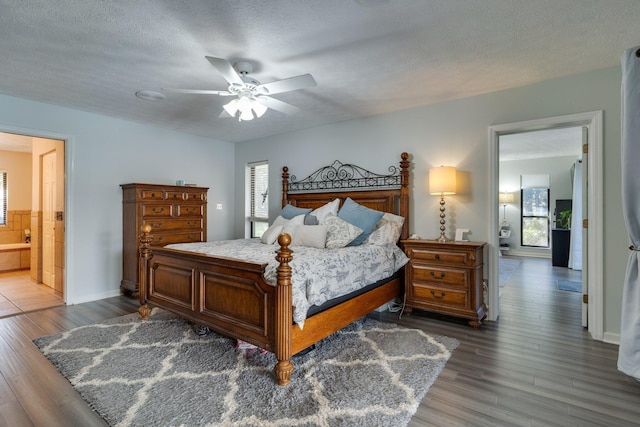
[
  {"left": 557, "top": 279, "right": 582, "bottom": 293},
  {"left": 33, "top": 309, "right": 458, "bottom": 427}
]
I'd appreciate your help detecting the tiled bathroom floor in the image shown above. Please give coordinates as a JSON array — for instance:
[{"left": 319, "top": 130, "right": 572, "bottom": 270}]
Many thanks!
[{"left": 0, "top": 270, "right": 64, "bottom": 318}]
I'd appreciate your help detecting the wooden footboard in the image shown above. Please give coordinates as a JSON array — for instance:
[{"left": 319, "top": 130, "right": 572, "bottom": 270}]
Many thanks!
[{"left": 138, "top": 226, "right": 295, "bottom": 384}]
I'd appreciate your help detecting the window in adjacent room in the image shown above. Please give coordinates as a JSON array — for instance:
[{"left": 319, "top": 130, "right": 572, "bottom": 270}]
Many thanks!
[
  {"left": 247, "top": 161, "right": 269, "bottom": 238},
  {"left": 520, "top": 174, "right": 549, "bottom": 248},
  {"left": 0, "top": 171, "right": 6, "bottom": 226}
]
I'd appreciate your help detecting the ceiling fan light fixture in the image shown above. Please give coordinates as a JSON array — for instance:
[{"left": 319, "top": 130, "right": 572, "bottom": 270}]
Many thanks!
[
  {"left": 252, "top": 99, "right": 268, "bottom": 118},
  {"left": 223, "top": 98, "right": 239, "bottom": 116},
  {"left": 239, "top": 108, "right": 254, "bottom": 121}
]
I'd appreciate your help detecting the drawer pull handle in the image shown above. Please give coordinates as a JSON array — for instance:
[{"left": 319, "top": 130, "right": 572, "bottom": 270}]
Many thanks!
[
  {"left": 430, "top": 290, "right": 446, "bottom": 299},
  {"left": 151, "top": 222, "right": 162, "bottom": 228},
  {"left": 152, "top": 207, "right": 164, "bottom": 213},
  {"left": 430, "top": 271, "right": 446, "bottom": 279},
  {"left": 435, "top": 254, "right": 440, "bottom": 260}
]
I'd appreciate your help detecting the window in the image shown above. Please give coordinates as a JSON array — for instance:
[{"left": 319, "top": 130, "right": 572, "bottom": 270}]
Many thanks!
[
  {"left": 247, "top": 161, "right": 269, "bottom": 238},
  {"left": 0, "top": 171, "right": 6, "bottom": 226},
  {"left": 521, "top": 174, "right": 550, "bottom": 247}
]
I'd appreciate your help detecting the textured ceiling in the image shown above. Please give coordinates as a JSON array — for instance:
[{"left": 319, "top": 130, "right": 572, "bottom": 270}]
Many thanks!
[{"left": 0, "top": 0, "right": 639, "bottom": 145}]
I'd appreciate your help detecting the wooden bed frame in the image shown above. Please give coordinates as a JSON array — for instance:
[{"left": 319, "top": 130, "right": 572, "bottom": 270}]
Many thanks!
[{"left": 137, "top": 152, "right": 410, "bottom": 385}]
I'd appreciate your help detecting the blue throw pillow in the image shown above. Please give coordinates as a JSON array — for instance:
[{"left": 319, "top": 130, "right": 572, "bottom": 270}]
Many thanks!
[
  {"left": 337, "top": 197, "right": 384, "bottom": 246},
  {"left": 279, "top": 204, "right": 312, "bottom": 220}
]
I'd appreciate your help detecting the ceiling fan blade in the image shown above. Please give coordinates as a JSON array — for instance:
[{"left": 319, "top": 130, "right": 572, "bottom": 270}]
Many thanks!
[
  {"left": 205, "top": 56, "right": 244, "bottom": 86},
  {"left": 258, "top": 74, "right": 317, "bottom": 95},
  {"left": 257, "top": 96, "right": 301, "bottom": 115},
  {"left": 163, "top": 88, "right": 233, "bottom": 96}
]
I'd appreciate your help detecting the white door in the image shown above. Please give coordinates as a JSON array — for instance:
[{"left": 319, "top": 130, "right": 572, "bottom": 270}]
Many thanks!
[{"left": 42, "top": 151, "right": 56, "bottom": 287}]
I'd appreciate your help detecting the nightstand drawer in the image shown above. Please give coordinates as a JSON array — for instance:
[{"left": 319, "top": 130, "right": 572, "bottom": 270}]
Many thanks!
[
  {"left": 411, "top": 283, "right": 468, "bottom": 308},
  {"left": 406, "top": 247, "right": 470, "bottom": 267},
  {"left": 410, "top": 264, "right": 468, "bottom": 288}
]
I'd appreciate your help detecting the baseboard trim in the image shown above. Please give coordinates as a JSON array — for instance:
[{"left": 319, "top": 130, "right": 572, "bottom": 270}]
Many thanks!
[{"left": 603, "top": 332, "right": 620, "bottom": 345}]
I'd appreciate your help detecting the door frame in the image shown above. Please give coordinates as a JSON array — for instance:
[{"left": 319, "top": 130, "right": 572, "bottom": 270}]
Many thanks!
[
  {"left": 488, "top": 111, "right": 604, "bottom": 340},
  {"left": 0, "top": 123, "right": 73, "bottom": 304}
]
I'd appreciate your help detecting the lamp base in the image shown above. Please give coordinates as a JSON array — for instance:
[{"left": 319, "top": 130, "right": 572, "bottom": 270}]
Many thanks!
[{"left": 437, "top": 234, "right": 450, "bottom": 243}]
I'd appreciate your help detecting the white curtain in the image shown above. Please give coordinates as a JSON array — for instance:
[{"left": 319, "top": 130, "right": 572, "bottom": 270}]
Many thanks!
[
  {"left": 568, "top": 160, "right": 582, "bottom": 270},
  {"left": 618, "top": 45, "right": 640, "bottom": 381}
]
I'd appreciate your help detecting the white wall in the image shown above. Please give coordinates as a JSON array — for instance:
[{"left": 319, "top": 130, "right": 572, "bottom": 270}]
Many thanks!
[
  {"left": 0, "top": 93, "right": 235, "bottom": 304},
  {"left": 235, "top": 66, "right": 627, "bottom": 337},
  {"left": 500, "top": 155, "right": 579, "bottom": 256},
  {"left": 0, "top": 150, "right": 31, "bottom": 210}
]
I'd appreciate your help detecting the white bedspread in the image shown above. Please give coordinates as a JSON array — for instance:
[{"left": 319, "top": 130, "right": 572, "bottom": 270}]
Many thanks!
[{"left": 165, "top": 239, "right": 408, "bottom": 328}]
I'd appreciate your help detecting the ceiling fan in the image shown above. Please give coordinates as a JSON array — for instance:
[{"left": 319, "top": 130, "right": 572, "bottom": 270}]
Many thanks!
[{"left": 165, "top": 56, "right": 317, "bottom": 122}]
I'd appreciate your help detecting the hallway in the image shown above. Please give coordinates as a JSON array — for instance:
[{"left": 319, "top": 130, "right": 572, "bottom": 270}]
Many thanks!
[{"left": 0, "top": 270, "right": 64, "bottom": 318}]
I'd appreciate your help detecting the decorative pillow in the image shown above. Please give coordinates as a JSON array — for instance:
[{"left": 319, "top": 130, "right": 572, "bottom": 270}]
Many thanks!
[
  {"left": 260, "top": 224, "right": 284, "bottom": 244},
  {"left": 279, "top": 204, "right": 312, "bottom": 220},
  {"left": 364, "top": 212, "right": 405, "bottom": 245},
  {"left": 290, "top": 225, "right": 328, "bottom": 248},
  {"left": 310, "top": 198, "right": 340, "bottom": 222},
  {"left": 304, "top": 214, "right": 319, "bottom": 225},
  {"left": 321, "top": 213, "right": 364, "bottom": 249},
  {"left": 364, "top": 221, "right": 404, "bottom": 246},
  {"left": 337, "top": 197, "right": 384, "bottom": 246}
]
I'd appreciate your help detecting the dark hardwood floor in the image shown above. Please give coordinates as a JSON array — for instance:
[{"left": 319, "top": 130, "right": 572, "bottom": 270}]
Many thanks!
[{"left": 1, "top": 256, "right": 639, "bottom": 426}]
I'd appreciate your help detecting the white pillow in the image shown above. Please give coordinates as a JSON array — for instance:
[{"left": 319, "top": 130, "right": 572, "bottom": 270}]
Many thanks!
[
  {"left": 321, "top": 213, "right": 363, "bottom": 249},
  {"left": 290, "top": 225, "right": 328, "bottom": 248},
  {"left": 364, "top": 213, "right": 405, "bottom": 246},
  {"left": 273, "top": 214, "right": 305, "bottom": 227},
  {"left": 311, "top": 198, "right": 340, "bottom": 222},
  {"left": 262, "top": 215, "right": 306, "bottom": 244},
  {"left": 261, "top": 224, "right": 284, "bottom": 244}
]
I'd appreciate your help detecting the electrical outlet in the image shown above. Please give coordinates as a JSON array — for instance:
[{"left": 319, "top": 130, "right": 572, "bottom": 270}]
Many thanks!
[{"left": 216, "top": 203, "right": 222, "bottom": 210}]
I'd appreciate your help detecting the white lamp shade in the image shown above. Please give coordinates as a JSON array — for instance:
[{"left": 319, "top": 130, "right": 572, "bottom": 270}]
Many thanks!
[
  {"left": 429, "top": 166, "right": 457, "bottom": 195},
  {"left": 499, "top": 192, "right": 514, "bottom": 204}
]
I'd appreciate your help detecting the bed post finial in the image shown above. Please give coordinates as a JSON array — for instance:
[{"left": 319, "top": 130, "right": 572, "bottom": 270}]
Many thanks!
[
  {"left": 138, "top": 224, "right": 153, "bottom": 320},
  {"left": 274, "top": 233, "right": 294, "bottom": 385},
  {"left": 282, "top": 166, "right": 289, "bottom": 208}
]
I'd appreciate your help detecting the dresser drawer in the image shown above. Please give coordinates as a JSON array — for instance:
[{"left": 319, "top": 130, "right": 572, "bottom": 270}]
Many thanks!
[
  {"left": 151, "top": 232, "right": 204, "bottom": 245},
  {"left": 406, "top": 247, "right": 470, "bottom": 267},
  {"left": 177, "top": 205, "right": 204, "bottom": 217},
  {"left": 139, "top": 189, "right": 165, "bottom": 201},
  {"left": 185, "top": 192, "right": 207, "bottom": 201},
  {"left": 410, "top": 283, "right": 468, "bottom": 309},
  {"left": 166, "top": 191, "right": 186, "bottom": 201},
  {"left": 143, "top": 218, "right": 203, "bottom": 232},
  {"left": 142, "top": 204, "right": 173, "bottom": 217},
  {"left": 410, "top": 264, "right": 468, "bottom": 288}
]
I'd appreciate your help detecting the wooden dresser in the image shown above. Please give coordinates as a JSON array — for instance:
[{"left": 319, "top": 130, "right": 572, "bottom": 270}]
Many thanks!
[
  {"left": 121, "top": 183, "right": 208, "bottom": 296},
  {"left": 401, "top": 239, "right": 487, "bottom": 328}
]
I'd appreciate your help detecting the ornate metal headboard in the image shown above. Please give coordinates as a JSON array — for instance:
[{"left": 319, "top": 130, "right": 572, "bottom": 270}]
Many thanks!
[{"left": 281, "top": 152, "right": 410, "bottom": 240}]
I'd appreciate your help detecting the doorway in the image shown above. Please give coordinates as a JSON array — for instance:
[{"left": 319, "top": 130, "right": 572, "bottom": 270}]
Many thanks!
[
  {"left": 498, "top": 126, "right": 585, "bottom": 325},
  {"left": 489, "top": 111, "right": 604, "bottom": 341},
  {"left": 0, "top": 131, "right": 66, "bottom": 301}
]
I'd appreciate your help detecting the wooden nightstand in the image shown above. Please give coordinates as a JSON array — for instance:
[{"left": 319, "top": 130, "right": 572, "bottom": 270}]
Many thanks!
[{"left": 401, "top": 239, "right": 487, "bottom": 328}]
